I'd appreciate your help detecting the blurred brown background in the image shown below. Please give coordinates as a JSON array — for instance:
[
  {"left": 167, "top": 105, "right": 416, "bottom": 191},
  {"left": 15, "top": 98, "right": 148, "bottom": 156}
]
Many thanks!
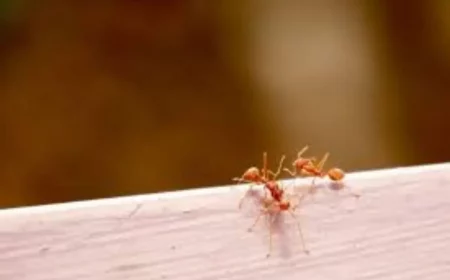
[{"left": 0, "top": 0, "right": 449, "bottom": 208}]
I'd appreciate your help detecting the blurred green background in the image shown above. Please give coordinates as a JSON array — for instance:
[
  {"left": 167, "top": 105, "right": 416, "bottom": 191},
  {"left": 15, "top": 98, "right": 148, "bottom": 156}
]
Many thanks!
[{"left": 0, "top": 1, "right": 449, "bottom": 208}]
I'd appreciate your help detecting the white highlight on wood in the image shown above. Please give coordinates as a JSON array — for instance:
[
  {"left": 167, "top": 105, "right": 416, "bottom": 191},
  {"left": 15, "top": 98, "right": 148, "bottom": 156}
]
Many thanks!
[{"left": 1, "top": 163, "right": 450, "bottom": 280}]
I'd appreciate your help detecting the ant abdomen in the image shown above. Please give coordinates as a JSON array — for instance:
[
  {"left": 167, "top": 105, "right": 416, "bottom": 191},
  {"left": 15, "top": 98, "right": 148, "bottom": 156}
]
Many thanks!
[{"left": 327, "top": 167, "right": 345, "bottom": 181}]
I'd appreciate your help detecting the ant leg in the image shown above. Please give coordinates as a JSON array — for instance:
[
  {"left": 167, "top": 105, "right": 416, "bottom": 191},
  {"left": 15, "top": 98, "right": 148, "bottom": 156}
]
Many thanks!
[
  {"left": 262, "top": 152, "right": 268, "bottom": 180},
  {"left": 283, "top": 146, "right": 310, "bottom": 177},
  {"left": 232, "top": 177, "right": 254, "bottom": 184},
  {"left": 310, "top": 174, "right": 317, "bottom": 186},
  {"left": 307, "top": 153, "right": 329, "bottom": 196},
  {"left": 248, "top": 211, "right": 263, "bottom": 232},
  {"left": 250, "top": 188, "right": 271, "bottom": 210},
  {"left": 263, "top": 188, "right": 271, "bottom": 200},
  {"left": 306, "top": 152, "right": 329, "bottom": 184},
  {"left": 249, "top": 206, "right": 271, "bottom": 232},
  {"left": 270, "top": 155, "right": 286, "bottom": 179},
  {"left": 287, "top": 193, "right": 304, "bottom": 212},
  {"left": 302, "top": 177, "right": 318, "bottom": 202},
  {"left": 267, "top": 170, "right": 275, "bottom": 178},
  {"left": 288, "top": 209, "right": 309, "bottom": 254},
  {"left": 316, "top": 152, "right": 329, "bottom": 172},
  {"left": 283, "top": 167, "right": 297, "bottom": 177},
  {"left": 297, "top": 145, "right": 309, "bottom": 158},
  {"left": 232, "top": 177, "right": 244, "bottom": 184},
  {"left": 266, "top": 214, "right": 275, "bottom": 258},
  {"left": 238, "top": 193, "right": 249, "bottom": 209},
  {"left": 237, "top": 182, "right": 256, "bottom": 209}
]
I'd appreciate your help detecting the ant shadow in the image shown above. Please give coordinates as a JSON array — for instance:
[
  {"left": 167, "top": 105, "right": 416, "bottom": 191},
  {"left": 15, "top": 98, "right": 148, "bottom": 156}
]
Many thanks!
[
  {"left": 271, "top": 213, "right": 296, "bottom": 259},
  {"left": 327, "top": 182, "right": 360, "bottom": 199},
  {"left": 299, "top": 181, "right": 360, "bottom": 212},
  {"left": 239, "top": 188, "right": 304, "bottom": 259},
  {"left": 238, "top": 188, "right": 264, "bottom": 214}
]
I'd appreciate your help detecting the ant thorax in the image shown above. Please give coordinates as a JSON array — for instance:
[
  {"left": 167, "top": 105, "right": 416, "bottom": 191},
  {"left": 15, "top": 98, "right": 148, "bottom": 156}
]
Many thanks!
[
  {"left": 294, "top": 158, "right": 310, "bottom": 170},
  {"left": 264, "top": 181, "right": 284, "bottom": 201}
]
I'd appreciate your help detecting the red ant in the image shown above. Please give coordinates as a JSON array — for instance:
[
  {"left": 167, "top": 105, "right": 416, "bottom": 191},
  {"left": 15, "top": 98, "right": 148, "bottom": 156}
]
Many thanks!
[
  {"left": 282, "top": 146, "right": 316, "bottom": 175},
  {"left": 233, "top": 152, "right": 286, "bottom": 209},
  {"left": 285, "top": 151, "right": 359, "bottom": 198},
  {"left": 248, "top": 189, "right": 309, "bottom": 258},
  {"left": 283, "top": 146, "right": 325, "bottom": 181},
  {"left": 235, "top": 152, "right": 311, "bottom": 257},
  {"left": 283, "top": 146, "right": 324, "bottom": 195}
]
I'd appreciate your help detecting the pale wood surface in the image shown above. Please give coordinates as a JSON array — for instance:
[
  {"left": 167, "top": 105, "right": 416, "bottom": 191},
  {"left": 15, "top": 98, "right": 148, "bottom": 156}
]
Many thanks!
[{"left": 1, "top": 163, "right": 450, "bottom": 280}]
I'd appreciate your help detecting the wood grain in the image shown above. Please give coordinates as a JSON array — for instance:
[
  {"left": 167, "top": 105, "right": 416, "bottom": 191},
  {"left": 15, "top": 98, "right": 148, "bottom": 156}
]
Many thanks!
[{"left": 1, "top": 163, "right": 450, "bottom": 280}]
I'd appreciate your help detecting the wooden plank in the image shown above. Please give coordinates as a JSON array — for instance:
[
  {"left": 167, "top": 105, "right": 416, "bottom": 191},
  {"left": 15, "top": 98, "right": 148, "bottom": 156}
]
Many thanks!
[{"left": 1, "top": 163, "right": 450, "bottom": 280}]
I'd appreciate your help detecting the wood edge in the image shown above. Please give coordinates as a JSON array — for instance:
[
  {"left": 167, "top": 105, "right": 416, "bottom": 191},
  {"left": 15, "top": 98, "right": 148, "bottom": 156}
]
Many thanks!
[{"left": 0, "top": 162, "right": 448, "bottom": 217}]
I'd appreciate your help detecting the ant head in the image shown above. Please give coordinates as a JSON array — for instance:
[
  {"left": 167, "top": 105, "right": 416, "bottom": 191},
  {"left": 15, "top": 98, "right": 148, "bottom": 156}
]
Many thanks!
[
  {"left": 279, "top": 201, "right": 290, "bottom": 210},
  {"left": 243, "top": 167, "right": 260, "bottom": 181},
  {"left": 265, "top": 180, "right": 279, "bottom": 190},
  {"left": 328, "top": 167, "right": 345, "bottom": 181}
]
